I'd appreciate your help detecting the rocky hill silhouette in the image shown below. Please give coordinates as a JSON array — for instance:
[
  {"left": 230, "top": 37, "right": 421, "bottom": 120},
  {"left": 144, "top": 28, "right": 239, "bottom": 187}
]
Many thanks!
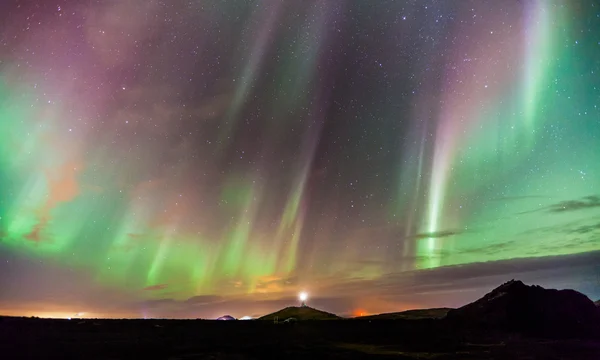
[
  {"left": 446, "top": 280, "right": 600, "bottom": 338},
  {"left": 356, "top": 308, "right": 452, "bottom": 320},
  {"left": 258, "top": 306, "right": 340, "bottom": 321}
]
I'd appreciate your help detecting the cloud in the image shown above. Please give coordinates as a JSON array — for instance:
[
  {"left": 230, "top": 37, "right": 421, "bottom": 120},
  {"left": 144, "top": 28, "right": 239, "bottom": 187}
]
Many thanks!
[
  {"left": 24, "top": 221, "right": 46, "bottom": 244},
  {"left": 353, "top": 259, "right": 387, "bottom": 266},
  {"left": 548, "top": 195, "right": 600, "bottom": 213},
  {"left": 185, "top": 295, "right": 223, "bottom": 305},
  {"left": 322, "top": 250, "right": 600, "bottom": 310},
  {"left": 139, "top": 298, "right": 177, "bottom": 309},
  {"left": 566, "top": 222, "right": 600, "bottom": 235},
  {"left": 519, "top": 218, "right": 600, "bottom": 240},
  {"left": 254, "top": 276, "right": 298, "bottom": 293},
  {"left": 457, "top": 241, "right": 516, "bottom": 256},
  {"left": 142, "top": 284, "right": 168, "bottom": 291},
  {"left": 410, "top": 229, "right": 462, "bottom": 240},
  {"left": 521, "top": 195, "right": 600, "bottom": 215},
  {"left": 489, "top": 195, "right": 550, "bottom": 202}
]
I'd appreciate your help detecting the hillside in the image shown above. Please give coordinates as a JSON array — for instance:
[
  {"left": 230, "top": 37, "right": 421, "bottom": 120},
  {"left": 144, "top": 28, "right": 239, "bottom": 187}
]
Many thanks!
[
  {"left": 446, "top": 280, "right": 600, "bottom": 337},
  {"left": 258, "top": 306, "right": 341, "bottom": 321},
  {"left": 356, "top": 308, "right": 452, "bottom": 320}
]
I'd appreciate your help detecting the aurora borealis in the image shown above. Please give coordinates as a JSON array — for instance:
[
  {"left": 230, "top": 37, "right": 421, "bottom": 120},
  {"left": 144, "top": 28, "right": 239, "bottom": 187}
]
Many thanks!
[{"left": 0, "top": 0, "right": 599, "bottom": 319}]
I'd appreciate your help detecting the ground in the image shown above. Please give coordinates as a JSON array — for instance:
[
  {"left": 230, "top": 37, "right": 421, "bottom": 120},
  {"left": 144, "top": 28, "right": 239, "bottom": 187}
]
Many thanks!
[
  {"left": 258, "top": 305, "right": 341, "bottom": 321},
  {"left": 1, "top": 317, "right": 599, "bottom": 359},
  {"left": 356, "top": 308, "right": 452, "bottom": 320}
]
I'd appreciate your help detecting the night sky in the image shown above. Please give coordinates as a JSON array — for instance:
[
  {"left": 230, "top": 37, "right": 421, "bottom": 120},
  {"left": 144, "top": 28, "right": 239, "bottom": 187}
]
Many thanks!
[{"left": 0, "top": 0, "right": 599, "bottom": 319}]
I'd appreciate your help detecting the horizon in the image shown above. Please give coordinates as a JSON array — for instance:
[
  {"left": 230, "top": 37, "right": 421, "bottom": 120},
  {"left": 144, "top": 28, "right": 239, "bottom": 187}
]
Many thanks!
[
  {"left": 1, "top": 0, "right": 600, "bottom": 320},
  {"left": 2, "top": 251, "right": 599, "bottom": 320},
  {"left": 1, "top": 278, "right": 598, "bottom": 321}
]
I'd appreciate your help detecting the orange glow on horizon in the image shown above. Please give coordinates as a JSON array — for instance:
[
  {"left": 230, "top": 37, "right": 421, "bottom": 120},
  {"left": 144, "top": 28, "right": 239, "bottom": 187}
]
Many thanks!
[
  {"left": 0, "top": 307, "right": 136, "bottom": 320},
  {"left": 352, "top": 308, "right": 369, "bottom": 317}
]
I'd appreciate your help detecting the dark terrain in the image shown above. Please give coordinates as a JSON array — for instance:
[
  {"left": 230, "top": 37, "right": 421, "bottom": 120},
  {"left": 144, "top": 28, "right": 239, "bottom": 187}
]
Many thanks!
[
  {"left": 446, "top": 280, "right": 600, "bottom": 338},
  {"left": 356, "top": 308, "right": 452, "bottom": 320},
  {"left": 1, "top": 316, "right": 600, "bottom": 359},
  {"left": 1, "top": 281, "right": 599, "bottom": 359},
  {"left": 258, "top": 305, "right": 341, "bottom": 321}
]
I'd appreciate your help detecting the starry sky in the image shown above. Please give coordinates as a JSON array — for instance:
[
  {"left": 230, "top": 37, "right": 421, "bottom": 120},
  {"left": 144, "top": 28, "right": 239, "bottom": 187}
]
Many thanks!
[{"left": 0, "top": 0, "right": 599, "bottom": 319}]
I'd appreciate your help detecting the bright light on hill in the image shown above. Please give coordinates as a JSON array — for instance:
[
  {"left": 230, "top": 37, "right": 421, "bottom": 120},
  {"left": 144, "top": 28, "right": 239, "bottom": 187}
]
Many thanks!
[{"left": 299, "top": 292, "right": 308, "bottom": 302}]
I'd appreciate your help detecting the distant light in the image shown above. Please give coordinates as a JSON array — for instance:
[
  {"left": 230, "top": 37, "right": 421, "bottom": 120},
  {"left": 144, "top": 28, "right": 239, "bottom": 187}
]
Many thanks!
[
  {"left": 67, "top": 317, "right": 71, "bottom": 320},
  {"left": 299, "top": 292, "right": 308, "bottom": 302},
  {"left": 240, "top": 316, "right": 253, "bottom": 320}
]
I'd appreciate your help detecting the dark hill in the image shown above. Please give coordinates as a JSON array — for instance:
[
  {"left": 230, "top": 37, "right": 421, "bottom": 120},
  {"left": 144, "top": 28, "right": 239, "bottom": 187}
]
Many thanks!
[
  {"left": 446, "top": 280, "right": 600, "bottom": 338},
  {"left": 356, "top": 308, "right": 452, "bottom": 320},
  {"left": 595, "top": 300, "right": 600, "bottom": 307},
  {"left": 258, "top": 306, "right": 341, "bottom": 321}
]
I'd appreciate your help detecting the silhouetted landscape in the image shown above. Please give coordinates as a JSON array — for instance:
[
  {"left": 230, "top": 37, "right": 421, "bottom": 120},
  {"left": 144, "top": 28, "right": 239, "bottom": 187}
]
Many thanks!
[
  {"left": 258, "top": 305, "right": 341, "bottom": 321},
  {"left": 355, "top": 307, "right": 452, "bottom": 320},
  {"left": 1, "top": 281, "right": 599, "bottom": 359},
  {"left": 445, "top": 280, "right": 600, "bottom": 338}
]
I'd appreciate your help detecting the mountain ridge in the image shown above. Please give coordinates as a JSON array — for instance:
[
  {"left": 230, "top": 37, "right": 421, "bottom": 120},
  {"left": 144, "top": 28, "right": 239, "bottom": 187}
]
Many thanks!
[
  {"left": 446, "top": 279, "right": 600, "bottom": 337},
  {"left": 258, "top": 306, "right": 340, "bottom": 321},
  {"left": 355, "top": 308, "right": 452, "bottom": 320}
]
